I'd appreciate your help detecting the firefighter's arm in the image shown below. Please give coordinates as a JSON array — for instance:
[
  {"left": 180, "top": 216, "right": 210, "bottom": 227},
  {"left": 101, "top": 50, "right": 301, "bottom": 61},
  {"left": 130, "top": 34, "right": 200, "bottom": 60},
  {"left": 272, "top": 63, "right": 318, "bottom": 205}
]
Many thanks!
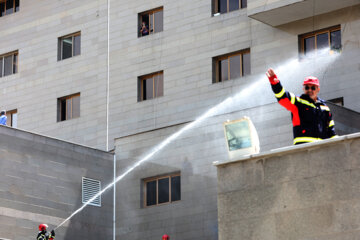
[
  {"left": 37, "top": 234, "right": 45, "bottom": 240},
  {"left": 49, "top": 230, "right": 55, "bottom": 240},
  {"left": 327, "top": 111, "right": 337, "bottom": 138},
  {"left": 266, "top": 68, "right": 297, "bottom": 112}
]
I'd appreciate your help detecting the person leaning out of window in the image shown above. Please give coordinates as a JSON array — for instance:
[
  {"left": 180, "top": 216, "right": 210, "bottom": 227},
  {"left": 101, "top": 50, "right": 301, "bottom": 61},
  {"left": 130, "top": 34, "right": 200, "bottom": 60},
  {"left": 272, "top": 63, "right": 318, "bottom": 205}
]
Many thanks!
[
  {"left": 140, "top": 21, "right": 149, "bottom": 36},
  {"left": 0, "top": 110, "right": 7, "bottom": 126}
]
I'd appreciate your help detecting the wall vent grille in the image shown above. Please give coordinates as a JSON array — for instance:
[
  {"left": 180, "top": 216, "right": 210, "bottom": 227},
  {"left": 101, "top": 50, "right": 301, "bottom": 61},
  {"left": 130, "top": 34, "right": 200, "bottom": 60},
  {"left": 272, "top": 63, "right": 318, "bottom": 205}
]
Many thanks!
[{"left": 82, "top": 177, "right": 101, "bottom": 207}]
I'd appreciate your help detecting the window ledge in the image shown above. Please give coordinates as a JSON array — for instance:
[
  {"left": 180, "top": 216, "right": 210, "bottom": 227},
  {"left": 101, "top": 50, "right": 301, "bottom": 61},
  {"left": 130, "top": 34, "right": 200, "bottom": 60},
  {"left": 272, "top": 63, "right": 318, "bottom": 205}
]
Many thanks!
[
  {"left": 212, "top": 8, "right": 247, "bottom": 18},
  {"left": 137, "top": 31, "right": 164, "bottom": 41},
  {"left": 57, "top": 54, "right": 81, "bottom": 63},
  {"left": 0, "top": 73, "right": 18, "bottom": 84}
]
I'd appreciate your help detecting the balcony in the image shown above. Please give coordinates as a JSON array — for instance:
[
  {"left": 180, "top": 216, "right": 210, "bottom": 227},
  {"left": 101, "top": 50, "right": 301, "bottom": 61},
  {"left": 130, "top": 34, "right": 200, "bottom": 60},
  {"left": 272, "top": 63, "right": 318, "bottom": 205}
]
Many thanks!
[{"left": 248, "top": 0, "right": 360, "bottom": 26}]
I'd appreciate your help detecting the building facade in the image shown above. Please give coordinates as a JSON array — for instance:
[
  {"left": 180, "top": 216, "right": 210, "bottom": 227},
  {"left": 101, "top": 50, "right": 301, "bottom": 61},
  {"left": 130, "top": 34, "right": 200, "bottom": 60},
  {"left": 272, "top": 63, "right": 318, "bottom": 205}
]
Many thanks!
[{"left": 1, "top": 0, "right": 360, "bottom": 239}]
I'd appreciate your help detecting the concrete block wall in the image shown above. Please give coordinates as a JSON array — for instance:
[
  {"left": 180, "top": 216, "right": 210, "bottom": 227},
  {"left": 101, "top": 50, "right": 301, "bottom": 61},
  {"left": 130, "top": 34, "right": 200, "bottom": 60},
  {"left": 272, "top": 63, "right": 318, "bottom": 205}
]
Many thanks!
[
  {"left": 216, "top": 133, "right": 360, "bottom": 240},
  {"left": 0, "top": 126, "right": 114, "bottom": 240},
  {"left": 0, "top": 0, "right": 108, "bottom": 149}
]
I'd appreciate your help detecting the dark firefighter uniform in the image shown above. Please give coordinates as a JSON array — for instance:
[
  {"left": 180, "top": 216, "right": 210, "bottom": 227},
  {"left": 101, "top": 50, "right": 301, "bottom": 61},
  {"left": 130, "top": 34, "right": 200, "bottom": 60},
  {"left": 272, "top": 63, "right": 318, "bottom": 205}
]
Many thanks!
[
  {"left": 37, "top": 231, "right": 54, "bottom": 240},
  {"left": 37, "top": 224, "right": 55, "bottom": 240},
  {"left": 269, "top": 75, "right": 336, "bottom": 145}
]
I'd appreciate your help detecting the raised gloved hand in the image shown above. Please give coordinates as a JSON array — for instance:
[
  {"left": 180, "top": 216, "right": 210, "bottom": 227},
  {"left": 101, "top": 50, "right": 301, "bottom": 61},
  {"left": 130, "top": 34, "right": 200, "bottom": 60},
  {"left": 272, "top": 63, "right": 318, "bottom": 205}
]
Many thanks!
[
  {"left": 51, "top": 230, "right": 55, "bottom": 237},
  {"left": 266, "top": 68, "right": 279, "bottom": 85}
]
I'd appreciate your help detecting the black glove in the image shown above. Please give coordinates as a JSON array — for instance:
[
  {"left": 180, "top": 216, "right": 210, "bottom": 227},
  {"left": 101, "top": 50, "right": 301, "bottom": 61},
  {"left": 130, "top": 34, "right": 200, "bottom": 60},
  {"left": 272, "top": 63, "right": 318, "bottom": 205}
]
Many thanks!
[{"left": 51, "top": 230, "right": 55, "bottom": 237}]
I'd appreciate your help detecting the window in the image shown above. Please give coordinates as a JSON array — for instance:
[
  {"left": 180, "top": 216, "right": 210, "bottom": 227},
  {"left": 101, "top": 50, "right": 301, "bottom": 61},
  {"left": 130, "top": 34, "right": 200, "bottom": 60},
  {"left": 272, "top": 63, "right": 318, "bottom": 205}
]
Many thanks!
[
  {"left": 138, "top": 7, "right": 163, "bottom": 37},
  {"left": 6, "top": 109, "right": 17, "bottom": 127},
  {"left": 213, "top": 49, "right": 250, "bottom": 83},
  {"left": 0, "top": 51, "right": 18, "bottom": 78},
  {"left": 0, "top": 0, "right": 19, "bottom": 17},
  {"left": 144, "top": 173, "right": 180, "bottom": 207},
  {"left": 57, "top": 93, "right": 80, "bottom": 122},
  {"left": 213, "top": 0, "right": 246, "bottom": 15},
  {"left": 82, "top": 177, "right": 101, "bottom": 207},
  {"left": 328, "top": 97, "right": 344, "bottom": 107},
  {"left": 299, "top": 26, "right": 341, "bottom": 57},
  {"left": 138, "top": 71, "right": 163, "bottom": 101},
  {"left": 58, "top": 32, "right": 81, "bottom": 61}
]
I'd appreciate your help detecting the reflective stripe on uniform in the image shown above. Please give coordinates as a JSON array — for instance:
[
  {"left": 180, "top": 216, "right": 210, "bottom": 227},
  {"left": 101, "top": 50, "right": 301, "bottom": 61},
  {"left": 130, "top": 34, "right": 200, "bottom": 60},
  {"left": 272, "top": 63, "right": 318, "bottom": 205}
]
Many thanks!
[
  {"left": 290, "top": 92, "right": 296, "bottom": 104},
  {"left": 320, "top": 105, "right": 330, "bottom": 111},
  {"left": 329, "top": 120, "right": 335, "bottom": 127},
  {"left": 275, "top": 88, "right": 285, "bottom": 98},
  {"left": 330, "top": 135, "right": 338, "bottom": 138},
  {"left": 296, "top": 98, "right": 316, "bottom": 108},
  {"left": 293, "top": 137, "right": 322, "bottom": 145}
]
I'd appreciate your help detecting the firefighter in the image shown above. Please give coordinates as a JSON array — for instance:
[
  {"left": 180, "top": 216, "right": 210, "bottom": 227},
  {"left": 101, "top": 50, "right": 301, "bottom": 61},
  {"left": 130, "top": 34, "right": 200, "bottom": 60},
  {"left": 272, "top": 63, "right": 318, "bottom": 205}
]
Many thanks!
[
  {"left": 266, "top": 68, "right": 336, "bottom": 145},
  {"left": 162, "top": 234, "right": 170, "bottom": 240},
  {"left": 37, "top": 224, "right": 55, "bottom": 240}
]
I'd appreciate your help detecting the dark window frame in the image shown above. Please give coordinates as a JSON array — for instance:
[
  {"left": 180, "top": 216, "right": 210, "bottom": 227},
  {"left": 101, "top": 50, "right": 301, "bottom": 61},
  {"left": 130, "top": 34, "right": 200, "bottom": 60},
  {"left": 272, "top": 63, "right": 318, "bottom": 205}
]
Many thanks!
[
  {"left": 138, "top": 71, "right": 164, "bottom": 102},
  {"left": 213, "top": 49, "right": 250, "bottom": 83},
  {"left": 299, "top": 25, "right": 341, "bottom": 57},
  {"left": 143, "top": 173, "right": 181, "bottom": 207},
  {"left": 58, "top": 32, "right": 81, "bottom": 61},
  {"left": 138, "top": 7, "right": 163, "bottom": 37},
  {"left": 6, "top": 109, "right": 17, "bottom": 127},
  {"left": 213, "top": 0, "right": 247, "bottom": 15},
  {"left": 0, "top": 51, "right": 18, "bottom": 78},
  {"left": 0, "top": 0, "right": 20, "bottom": 17},
  {"left": 57, "top": 93, "right": 80, "bottom": 122}
]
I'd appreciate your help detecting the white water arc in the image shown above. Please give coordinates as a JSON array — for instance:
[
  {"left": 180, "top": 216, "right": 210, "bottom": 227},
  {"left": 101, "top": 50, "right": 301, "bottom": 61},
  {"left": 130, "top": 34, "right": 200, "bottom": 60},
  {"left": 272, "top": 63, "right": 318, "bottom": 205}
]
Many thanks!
[{"left": 54, "top": 49, "right": 339, "bottom": 230}]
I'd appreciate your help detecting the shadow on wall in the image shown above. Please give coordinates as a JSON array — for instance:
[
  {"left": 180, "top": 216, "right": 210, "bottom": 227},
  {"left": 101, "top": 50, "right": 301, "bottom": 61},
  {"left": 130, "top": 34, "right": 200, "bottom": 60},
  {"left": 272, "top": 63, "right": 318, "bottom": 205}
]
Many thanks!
[{"left": 115, "top": 158, "right": 218, "bottom": 240}]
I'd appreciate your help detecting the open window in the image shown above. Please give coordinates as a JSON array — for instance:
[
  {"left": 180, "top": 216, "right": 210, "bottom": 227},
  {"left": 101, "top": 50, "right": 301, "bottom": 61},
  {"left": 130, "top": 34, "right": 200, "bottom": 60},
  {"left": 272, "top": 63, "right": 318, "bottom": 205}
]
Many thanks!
[
  {"left": 57, "top": 93, "right": 80, "bottom": 122},
  {"left": 138, "top": 71, "right": 164, "bottom": 101},
  {"left": 6, "top": 109, "right": 17, "bottom": 127},
  {"left": 0, "top": 0, "right": 20, "bottom": 17},
  {"left": 138, "top": 7, "right": 163, "bottom": 37}
]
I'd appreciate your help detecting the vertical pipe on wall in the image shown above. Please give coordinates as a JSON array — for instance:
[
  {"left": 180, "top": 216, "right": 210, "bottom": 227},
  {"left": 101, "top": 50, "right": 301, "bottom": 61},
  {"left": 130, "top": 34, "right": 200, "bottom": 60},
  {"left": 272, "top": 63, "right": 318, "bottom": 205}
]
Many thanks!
[
  {"left": 106, "top": 0, "right": 110, "bottom": 151},
  {"left": 113, "top": 154, "right": 116, "bottom": 240},
  {"left": 107, "top": 0, "right": 115, "bottom": 239}
]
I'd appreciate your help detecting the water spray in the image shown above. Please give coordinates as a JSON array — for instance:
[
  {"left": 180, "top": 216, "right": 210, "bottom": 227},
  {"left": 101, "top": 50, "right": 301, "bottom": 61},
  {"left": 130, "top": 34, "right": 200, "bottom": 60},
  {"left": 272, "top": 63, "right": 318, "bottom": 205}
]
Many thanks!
[{"left": 54, "top": 49, "right": 340, "bottom": 231}]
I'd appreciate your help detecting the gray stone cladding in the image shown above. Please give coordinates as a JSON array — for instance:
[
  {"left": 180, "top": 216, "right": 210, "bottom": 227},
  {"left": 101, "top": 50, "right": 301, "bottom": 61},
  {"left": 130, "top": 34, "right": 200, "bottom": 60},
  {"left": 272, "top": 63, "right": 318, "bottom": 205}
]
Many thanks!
[{"left": 0, "top": 126, "right": 114, "bottom": 240}]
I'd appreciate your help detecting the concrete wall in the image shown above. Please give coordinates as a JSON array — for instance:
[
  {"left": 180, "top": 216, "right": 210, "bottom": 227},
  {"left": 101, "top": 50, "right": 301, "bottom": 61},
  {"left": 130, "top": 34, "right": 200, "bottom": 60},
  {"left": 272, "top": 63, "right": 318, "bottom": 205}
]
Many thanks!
[
  {"left": 216, "top": 133, "right": 360, "bottom": 240},
  {"left": 0, "top": 126, "right": 114, "bottom": 240}
]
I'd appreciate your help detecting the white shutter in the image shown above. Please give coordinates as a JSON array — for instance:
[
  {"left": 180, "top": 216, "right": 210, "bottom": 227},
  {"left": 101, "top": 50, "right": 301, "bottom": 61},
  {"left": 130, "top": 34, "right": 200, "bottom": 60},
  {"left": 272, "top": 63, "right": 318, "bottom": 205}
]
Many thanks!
[{"left": 82, "top": 177, "right": 101, "bottom": 207}]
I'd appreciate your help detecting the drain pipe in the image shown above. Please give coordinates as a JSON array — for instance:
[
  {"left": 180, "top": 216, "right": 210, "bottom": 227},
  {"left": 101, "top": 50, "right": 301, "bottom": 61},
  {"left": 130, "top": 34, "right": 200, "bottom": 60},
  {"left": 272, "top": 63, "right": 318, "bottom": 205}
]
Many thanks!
[
  {"left": 107, "top": 0, "right": 114, "bottom": 238},
  {"left": 106, "top": 0, "right": 111, "bottom": 151},
  {"left": 113, "top": 154, "right": 116, "bottom": 240}
]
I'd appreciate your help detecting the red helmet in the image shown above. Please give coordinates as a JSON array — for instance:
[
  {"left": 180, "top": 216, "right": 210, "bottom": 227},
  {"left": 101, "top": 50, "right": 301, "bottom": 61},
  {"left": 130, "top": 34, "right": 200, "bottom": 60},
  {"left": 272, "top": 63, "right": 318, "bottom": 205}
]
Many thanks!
[
  {"left": 303, "top": 76, "right": 319, "bottom": 86},
  {"left": 39, "top": 224, "right": 48, "bottom": 231},
  {"left": 162, "top": 234, "right": 169, "bottom": 240}
]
